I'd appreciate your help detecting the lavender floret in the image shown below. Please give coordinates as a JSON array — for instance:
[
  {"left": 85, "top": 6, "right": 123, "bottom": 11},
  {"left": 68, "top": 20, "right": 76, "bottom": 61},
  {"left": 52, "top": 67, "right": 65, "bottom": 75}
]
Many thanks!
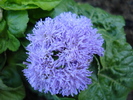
[{"left": 23, "top": 12, "right": 104, "bottom": 96}]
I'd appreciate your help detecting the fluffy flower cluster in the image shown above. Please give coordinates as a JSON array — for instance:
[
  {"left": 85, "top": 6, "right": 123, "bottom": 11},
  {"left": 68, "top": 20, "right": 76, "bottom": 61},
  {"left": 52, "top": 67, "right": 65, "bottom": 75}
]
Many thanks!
[{"left": 23, "top": 12, "right": 104, "bottom": 96}]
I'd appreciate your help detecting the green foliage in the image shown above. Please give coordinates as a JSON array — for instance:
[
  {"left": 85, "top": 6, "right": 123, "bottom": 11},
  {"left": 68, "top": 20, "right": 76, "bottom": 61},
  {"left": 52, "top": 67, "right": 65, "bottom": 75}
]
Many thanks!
[
  {"left": 0, "top": 53, "right": 6, "bottom": 71},
  {"left": 78, "top": 31, "right": 133, "bottom": 100},
  {"left": 6, "top": 10, "right": 29, "bottom": 38},
  {"left": 0, "top": 0, "right": 61, "bottom": 10},
  {"left": 0, "top": 0, "right": 133, "bottom": 100},
  {"left": 7, "top": 33, "right": 20, "bottom": 51},
  {"left": 43, "top": 93, "right": 61, "bottom": 100},
  {"left": 0, "top": 10, "right": 28, "bottom": 53},
  {"left": 60, "top": 98, "right": 75, "bottom": 100},
  {"left": 0, "top": 47, "right": 27, "bottom": 100},
  {"left": 0, "top": 27, "right": 20, "bottom": 53},
  {"left": 0, "top": 79, "right": 25, "bottom": 100},
  {"left": 50, "top": 0, "right": 79, "bottom": 17},
  {"left": 0, "top": 8, "right": 2, "bottom": 21}
]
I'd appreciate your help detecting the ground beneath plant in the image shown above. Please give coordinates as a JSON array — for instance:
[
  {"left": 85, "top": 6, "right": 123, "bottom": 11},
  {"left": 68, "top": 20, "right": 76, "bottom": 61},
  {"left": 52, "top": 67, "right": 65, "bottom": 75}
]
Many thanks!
[{"left": 75, "top": 0, "right": 133, "bottom": 100}]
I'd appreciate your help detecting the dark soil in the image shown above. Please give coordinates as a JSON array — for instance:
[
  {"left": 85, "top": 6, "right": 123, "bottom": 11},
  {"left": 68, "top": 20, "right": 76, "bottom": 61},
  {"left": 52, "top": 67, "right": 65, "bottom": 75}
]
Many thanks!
[{"left": 75, "top": 0, "right": 133, "bottom": 100}]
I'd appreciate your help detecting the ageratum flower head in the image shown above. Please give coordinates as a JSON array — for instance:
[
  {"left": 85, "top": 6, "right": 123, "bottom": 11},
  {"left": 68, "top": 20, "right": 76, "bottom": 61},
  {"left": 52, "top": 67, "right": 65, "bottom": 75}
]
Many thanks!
[{"left": 23, "top": 12, "right": 104, "bottom": 96}]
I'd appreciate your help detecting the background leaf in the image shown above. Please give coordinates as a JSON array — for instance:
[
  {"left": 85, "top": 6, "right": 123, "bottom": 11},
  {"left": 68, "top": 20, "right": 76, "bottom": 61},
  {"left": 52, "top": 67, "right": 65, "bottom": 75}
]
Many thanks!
[
  {"left": 0, "top": 65, "right": 22, "bottom": 88},
  {"left": 0, "top": 20, "right": 8, "bottom": 53},
  {"left": 0, "top": 19, "right": 6, "bottom": 33},
  {"left": 0, "top": 37, "right": 8, "bottom": 54},
  {"left": 0, "top": 79, "right": 25, "bottom": 100},
  {"left": 50, "top": 0, "right": 79, "bottom": 18},
  {"left": 0, "top": 32, "right": 20, "bottom": 53},
  {"left": 78, "top": 36, "right": 133, "bottom": 100},
  {"left": 59, "top": 97, "right": 75, "bottom": 100},
  {"left": 0, "top": 47, "right": 27, "bottom": 88},
  {"left": 7, "top": 32, "right": 20, "bottom": 52},
  {"left": 0, "top": 53, "right": 6, "bottom": 71},
  {"left": 6, "top": 46, "right": 27, "bottom": 66},
  {"left": 0, "top": 47, "right": 26, "bottom": 99},
  {"left": 0, "top": 19, "right": 20, "bottom": 53},
  {"left": 43, "top": 93, "right": 60, "bottom": 100},
  {"left": 0, "top": 0, "right": 61, "bottom": 10},
  {"left": 0, "top": 8, "right": 2, "bottom": 21},
  {"left": 6, "top": 10, "right": 29, "bottom": 38}
]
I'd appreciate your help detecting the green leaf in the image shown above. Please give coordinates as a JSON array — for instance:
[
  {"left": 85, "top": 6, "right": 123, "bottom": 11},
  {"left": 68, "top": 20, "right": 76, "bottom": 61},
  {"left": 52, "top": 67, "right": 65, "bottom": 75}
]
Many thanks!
[
  {"left": 6, "top": 10, "right": 29, "bottom": 38},
  {"left": 0, "top": 47, "right": 26, "bottom": 99},
  {"left": 0, "top": 20, "right": 8, "bottom": 53},
  {"left": 22, "top": 0, "right": 61, "bottom": 11},
  {"left": 0, "top": 19, "right": 20, "bottom": 53},
  {"left": 0, "top": 0, "right": 61, "bottom": 10},
  {"left": 7, "top": 32, "right": 20, "bottom": 52},
  {"left": 0, "top": 31, "right": 20, "bottom": 53},
  {"left": 59, "top": 97, "right": 75, "bottom": 100},
  {"left": 0, "top": 48, "right": 25, "bottom": 88},
  {"left": 0, "top": 65, "right": 22, "bottom": 88},
  {"left": 50, "top": 0, "right": 79, "bottom": 18},
  {"left": 0, "top": 79, "right": 25, "bottom": 100},
  {"left": 6, "top": 46, "right": 27, "bottom": 66},
  {"left": 43, "top": 93, "right": 60, "bottom": 100},
  {"left": 0, "top": 53, "right": 6, "bottom": 71},
  {"left": 0, "top": 37, "right": 8, "bottom": 54},
  {"left": 0, "top": 8, "right": 3, "bottom": 21},
  {"left": 0, "top": 19, "right": 6, "bottom": 34},
  {"left": 28, "top": 8, "right": 53, "bottom": 23},
  {"left": 79, "top": 42, "right": 133, "bottom": 100}
]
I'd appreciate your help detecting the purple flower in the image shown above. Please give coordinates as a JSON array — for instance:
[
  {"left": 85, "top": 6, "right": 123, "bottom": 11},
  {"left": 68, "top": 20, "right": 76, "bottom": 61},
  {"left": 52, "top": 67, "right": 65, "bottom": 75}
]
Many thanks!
[{"left": 23, "top": 12, "right": 104, "bottom": 96}]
